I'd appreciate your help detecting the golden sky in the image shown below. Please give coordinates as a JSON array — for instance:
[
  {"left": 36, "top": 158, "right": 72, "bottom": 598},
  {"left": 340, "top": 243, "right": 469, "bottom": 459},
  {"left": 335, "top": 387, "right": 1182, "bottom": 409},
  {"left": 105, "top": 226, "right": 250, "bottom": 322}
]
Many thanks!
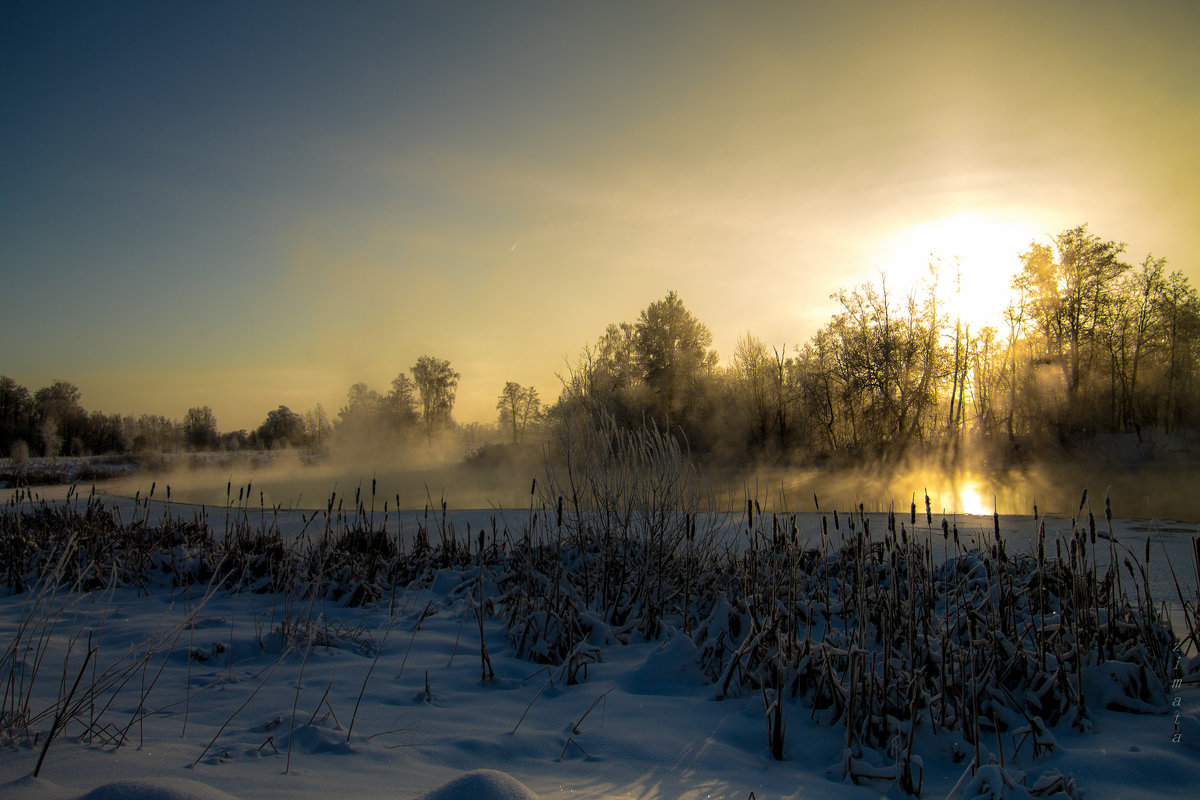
[{"left": 2, "top": 1, "right": 1197, "bottom": 430}]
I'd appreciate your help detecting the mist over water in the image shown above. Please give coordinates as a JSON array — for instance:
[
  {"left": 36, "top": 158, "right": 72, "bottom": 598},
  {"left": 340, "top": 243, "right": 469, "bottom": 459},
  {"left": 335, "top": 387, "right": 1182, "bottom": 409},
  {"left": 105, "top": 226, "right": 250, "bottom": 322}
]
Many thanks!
[
  {"left": 85, "top": 449, "right": 1200, "bottom": 523},
  {"left": 94, "top": 449, "right": 542, "bottom": 513},
  {"left": 734, "top": 461, "right": 1200, "bottom": 523}
]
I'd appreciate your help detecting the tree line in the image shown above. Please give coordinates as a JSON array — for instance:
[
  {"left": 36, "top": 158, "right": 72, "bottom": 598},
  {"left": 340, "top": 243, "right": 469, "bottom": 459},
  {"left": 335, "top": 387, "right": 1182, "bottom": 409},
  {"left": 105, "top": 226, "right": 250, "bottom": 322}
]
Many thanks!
[
  {"left": 4, "top": 224, "right": 1196, "bottom": 466},
  {"left": 2, "top": 355, "right": 472, "bottom": 459},
  {"left": 557, "top": 224, "right": 1199, "bottom": 464}
]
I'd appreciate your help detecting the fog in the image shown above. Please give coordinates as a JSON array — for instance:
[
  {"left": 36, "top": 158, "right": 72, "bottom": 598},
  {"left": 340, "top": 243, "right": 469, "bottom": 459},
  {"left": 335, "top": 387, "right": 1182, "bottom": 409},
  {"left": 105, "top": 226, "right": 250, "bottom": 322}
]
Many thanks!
[
  {"left": 731, "top": 460, "right": 1200, "bottom": 523},
  {"left": 91, "top": 445, "right": 546, "bottom": 513},
  {"left": 82, "top": 447, "right": 1200, "bottom": 524}
]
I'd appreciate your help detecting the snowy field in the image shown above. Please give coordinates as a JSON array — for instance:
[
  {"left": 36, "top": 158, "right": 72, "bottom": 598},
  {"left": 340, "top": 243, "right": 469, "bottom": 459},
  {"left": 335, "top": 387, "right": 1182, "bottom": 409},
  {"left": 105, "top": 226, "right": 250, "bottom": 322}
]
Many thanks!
[{"left": 1, "top": 489, "right": 1197, "bottom": 800}]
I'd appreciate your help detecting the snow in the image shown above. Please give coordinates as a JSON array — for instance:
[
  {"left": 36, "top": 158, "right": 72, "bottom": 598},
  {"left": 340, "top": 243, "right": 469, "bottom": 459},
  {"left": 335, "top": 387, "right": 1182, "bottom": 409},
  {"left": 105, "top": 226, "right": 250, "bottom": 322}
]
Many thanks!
[
  {"left": 418, "top": 770, "right": 539, "bottom": 800},
  {"left": 0, "top": 492, "right": 1197, "bottom": 800}
]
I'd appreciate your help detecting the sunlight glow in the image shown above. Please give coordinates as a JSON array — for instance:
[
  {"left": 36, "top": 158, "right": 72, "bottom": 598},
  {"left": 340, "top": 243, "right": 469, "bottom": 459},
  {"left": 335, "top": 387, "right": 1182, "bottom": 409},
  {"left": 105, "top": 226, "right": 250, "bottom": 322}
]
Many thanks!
[
  {"left": 956, "top": 483, "right": 993, "bottom": 516},
  {"left": 876, "top": 212, "right": 1039, "bottom": 330}
]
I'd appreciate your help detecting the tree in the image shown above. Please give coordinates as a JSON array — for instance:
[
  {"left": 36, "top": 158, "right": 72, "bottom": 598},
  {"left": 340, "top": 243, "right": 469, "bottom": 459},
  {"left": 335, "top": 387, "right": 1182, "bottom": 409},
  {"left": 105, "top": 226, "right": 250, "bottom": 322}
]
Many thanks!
[
  {"left": 336, "top": 382, "right": 382, "bottom": 444},
  {"left": 255, "top": 405, "right": 304, "bottom": 449},
  {"left": 732, "top": 333, "right": 772, "bottom": 446},
  {"left": 84, "top": 411, "right": 127, "bottom": 454},
  {"left": 183, "top": 406, "right": 219, "bottom": 450},
  {"left": 1014, "top": 225, "right": 1128, "bottom": 428},
  {"left": 0, "top": 376, "right": 35, "bottom": 455},
  {"left": 412, "top": 356, "right": 460, "bottom": 443},
  {"left": 381, "top": 374, "right": 419, "bottom": 434},
  {"left": 633, "top": 291, "right": 717, "bottom": 427},
  {"left": 125, "top": 414, "right": 182, "bottom": 453},
  {"left": 33, "top": 380, "right": 86, "bottom": 456},
  {"left": 1157, "top": 270, "right": 1200, "bottom": 432},
  {"left": 496, "top": 381, "right": 541, "bottom": 444},
  {"left": 302, "top": 404, "right": 332, "bottom": 449},
  {"left": 595, "top": 322, "right": 639, "bottom": 396}
]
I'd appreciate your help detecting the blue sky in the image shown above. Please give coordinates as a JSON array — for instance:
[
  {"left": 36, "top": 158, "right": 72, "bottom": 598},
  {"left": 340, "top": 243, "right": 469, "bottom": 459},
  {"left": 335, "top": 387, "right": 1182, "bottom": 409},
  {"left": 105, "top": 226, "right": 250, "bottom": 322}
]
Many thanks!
[{"left": 3, "top": 1, "right": 1197, "bottom": 429}]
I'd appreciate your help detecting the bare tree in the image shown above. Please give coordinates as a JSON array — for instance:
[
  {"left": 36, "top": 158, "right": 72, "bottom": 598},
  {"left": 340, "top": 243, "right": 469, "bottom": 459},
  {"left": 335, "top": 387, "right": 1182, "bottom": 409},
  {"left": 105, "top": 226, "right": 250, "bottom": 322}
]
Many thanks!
[
  {"left": 412, "top": 356, "right": 460, "bottom": 443},
  {"left": 496, "top": 382, "right": 541, "bottom": 444},
  {"left": 303, "top": 404, "right": 332, "bottom": 449}
]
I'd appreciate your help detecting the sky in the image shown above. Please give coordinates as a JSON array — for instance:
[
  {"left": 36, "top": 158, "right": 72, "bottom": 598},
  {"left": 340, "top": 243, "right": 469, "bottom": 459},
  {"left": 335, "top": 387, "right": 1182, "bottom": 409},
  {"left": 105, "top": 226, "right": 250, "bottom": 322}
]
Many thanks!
[{"left": 2, "top": 0, "right": 1198, "bottom": 431}]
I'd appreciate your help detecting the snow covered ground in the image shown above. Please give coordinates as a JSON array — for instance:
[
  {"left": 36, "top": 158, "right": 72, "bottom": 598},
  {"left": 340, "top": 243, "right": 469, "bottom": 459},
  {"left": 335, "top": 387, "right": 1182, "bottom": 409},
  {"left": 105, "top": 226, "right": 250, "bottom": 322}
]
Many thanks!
[{"left": 1, "top": 492, "right": 1197, "bottom": 800}]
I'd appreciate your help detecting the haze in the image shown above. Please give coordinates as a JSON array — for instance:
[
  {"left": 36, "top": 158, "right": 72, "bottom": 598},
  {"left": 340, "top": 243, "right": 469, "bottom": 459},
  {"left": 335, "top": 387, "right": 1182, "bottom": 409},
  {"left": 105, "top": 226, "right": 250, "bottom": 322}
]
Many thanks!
[{"left": 3, "top": 1, "right": 1197, "bottom": 430}]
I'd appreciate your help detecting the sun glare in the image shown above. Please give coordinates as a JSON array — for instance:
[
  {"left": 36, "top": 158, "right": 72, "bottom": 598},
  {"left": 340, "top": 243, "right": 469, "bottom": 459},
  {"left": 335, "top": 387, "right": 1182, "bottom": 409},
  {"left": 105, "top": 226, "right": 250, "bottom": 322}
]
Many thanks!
[
  {"left": 956, "top": 483, "right": 993, "bottom": 516},
  {"left": 876, "top": 212, "right": 1036, "bottom": 329}
]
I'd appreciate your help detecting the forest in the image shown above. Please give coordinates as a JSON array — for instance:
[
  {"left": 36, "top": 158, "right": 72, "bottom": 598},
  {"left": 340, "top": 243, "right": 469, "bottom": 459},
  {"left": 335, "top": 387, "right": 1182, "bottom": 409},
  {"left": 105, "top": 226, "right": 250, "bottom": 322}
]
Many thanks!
[{"left": 2, "top": 224, "right": 1198, "bottom": 468}]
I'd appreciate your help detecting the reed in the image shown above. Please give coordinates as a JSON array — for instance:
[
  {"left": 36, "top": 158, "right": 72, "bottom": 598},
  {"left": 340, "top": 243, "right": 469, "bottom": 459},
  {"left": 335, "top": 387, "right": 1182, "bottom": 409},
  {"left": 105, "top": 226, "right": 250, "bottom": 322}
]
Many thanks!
[{"left": 0, "top": 456, "right": 1189, "bottom": 797}]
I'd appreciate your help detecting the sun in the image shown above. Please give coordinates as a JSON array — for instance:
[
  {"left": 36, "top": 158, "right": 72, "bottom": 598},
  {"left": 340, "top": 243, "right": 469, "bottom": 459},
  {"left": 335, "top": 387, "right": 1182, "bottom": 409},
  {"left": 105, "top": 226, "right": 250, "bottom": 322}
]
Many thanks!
[
  {"left": 956, "top": 483, "right": 993, "bottom": 516},
  {"left": 875, "top": 212, "right": 1038, "bottom": 330}
]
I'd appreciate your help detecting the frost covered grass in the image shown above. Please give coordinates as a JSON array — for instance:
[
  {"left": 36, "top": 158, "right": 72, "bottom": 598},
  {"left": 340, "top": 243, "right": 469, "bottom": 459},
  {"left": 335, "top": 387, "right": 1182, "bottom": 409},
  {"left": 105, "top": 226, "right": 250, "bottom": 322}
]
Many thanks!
[{"left": 0, "top": 430, "right": 1198, "bottom": 800}]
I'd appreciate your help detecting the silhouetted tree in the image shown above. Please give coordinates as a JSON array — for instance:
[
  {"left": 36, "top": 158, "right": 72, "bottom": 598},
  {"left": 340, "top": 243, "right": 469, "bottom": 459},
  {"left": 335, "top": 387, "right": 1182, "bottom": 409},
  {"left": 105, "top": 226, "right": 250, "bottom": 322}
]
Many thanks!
[
  {"left": 220, "top": 429, "right": 251, "bottom": 450},
  {"left": 336, "top": 382, "right": 382, "bottom": 444},
  {"left": 1160, "top": 270, "right": 1200, "bottom": 431},
  {"left": 126, "top": 414, "right": 183, "bottom": 453},
  {"left": 382, "top": 374, "right": 420, "bottom": 434},
  {"left": 412, "top": 356, "right": 460, "bottom": 443},
  {"left": 496, "top": 381, "right": 541, "bottom": 444},
  {"left": 255, "top": 405, "right": 304, "bottom": 449},
  {"left": 0, "top": 376, "right": 35, "bottom": 455},
  {"left": 634, "top": 291, "right": 717, "bottom": 429},
  {"left": 732, "top": 333, "right": 772, "bottom": 447},
  {"left": 303, "top": 404, "right": 332, "bottom": 449},
  {"left": 33, "top": 380, "right": 87, "bottom": 455},
  {"left": 84, "top": 411, "right": 127, "bottom": 454},
  {"left": 183, "top": 406, "right": 219, "bottom": 450},
  {"left": 1014, "top": 225, "right": 1129, "bottom": 431}
]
